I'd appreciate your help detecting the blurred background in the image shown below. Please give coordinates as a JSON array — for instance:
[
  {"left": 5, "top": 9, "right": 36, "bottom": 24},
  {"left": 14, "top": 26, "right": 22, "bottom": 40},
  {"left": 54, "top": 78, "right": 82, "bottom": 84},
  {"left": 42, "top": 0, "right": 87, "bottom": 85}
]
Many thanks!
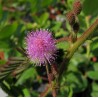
[{"left": 0, "top": 0, "right": 98, "bottom": 97}]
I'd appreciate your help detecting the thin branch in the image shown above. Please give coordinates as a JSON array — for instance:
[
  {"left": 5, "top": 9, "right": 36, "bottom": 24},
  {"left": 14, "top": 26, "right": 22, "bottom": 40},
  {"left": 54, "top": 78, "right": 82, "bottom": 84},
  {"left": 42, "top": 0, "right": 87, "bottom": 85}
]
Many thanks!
[
  {"left": 56, "top": 36, "right": 71, "bottom": 43},
  {"left": 3, "top": 6, "right": 16, "bottom": 12},
  {"left": 67, "top": 18, "right": 98, "bottom": 59},
  {"left": 45, "top": 64, "right": 57, "bottom": 97},
  {"left": 59, "top": 18, "right": 98, "bottom": 79}
]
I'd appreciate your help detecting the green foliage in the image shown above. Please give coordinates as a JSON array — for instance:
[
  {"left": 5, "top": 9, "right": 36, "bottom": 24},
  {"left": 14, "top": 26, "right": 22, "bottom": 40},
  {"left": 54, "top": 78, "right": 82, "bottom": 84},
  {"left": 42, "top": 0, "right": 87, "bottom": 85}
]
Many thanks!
[
  {"left": 87, "top": 71, "right": 98, "bottom": 80},
  {"left": 0, "top": 0, "right": 98, "bottom": 97},
  {"left": 0, "top": 22, "right": 17, "bottom": 39},
  {"left": 16, "top": 67, "right": 37, "bottom": 86},
  {"left": 91, "top": 82, "right": 98, "bottom": 97},
  {"left": 83, "top": 0, "right": 98, "bottom": 16},
  {"left": 91, "top": 38, "right": 98, "bottom": 56},
  {"left": 64, "top": 71, "right": 87, "bottom": 93}
]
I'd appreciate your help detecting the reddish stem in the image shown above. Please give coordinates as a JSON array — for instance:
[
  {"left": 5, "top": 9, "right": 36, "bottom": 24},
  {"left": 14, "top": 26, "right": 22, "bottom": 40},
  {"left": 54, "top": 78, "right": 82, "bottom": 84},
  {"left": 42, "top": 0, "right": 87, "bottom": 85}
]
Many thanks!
[
  {"left": 56, "top": 36, "right": 71, "bottom": 43},
  {"left": 45, "top": 64, "right": 57, "bottom": 97}
]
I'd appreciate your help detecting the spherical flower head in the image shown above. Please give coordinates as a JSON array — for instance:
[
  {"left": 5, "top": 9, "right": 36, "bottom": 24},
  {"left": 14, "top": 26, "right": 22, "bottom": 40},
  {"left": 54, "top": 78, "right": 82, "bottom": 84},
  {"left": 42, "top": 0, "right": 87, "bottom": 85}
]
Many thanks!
[{"left": 25, "top": 29, "right": 57, "bottom": 66}]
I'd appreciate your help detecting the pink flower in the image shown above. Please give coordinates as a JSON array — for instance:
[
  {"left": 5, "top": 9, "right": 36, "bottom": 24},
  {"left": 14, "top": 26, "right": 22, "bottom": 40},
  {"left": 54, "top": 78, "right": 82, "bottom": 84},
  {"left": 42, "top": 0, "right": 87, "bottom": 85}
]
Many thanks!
[{"left": 25, "top": 29, "right": 57, "bottom": 66}]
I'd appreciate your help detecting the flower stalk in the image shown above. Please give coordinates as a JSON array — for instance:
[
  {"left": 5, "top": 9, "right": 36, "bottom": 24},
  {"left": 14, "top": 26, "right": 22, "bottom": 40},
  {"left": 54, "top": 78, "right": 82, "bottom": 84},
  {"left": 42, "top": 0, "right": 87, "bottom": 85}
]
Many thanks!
[{"left": 45, "top": 63, "right": 57, "bottom": 97}]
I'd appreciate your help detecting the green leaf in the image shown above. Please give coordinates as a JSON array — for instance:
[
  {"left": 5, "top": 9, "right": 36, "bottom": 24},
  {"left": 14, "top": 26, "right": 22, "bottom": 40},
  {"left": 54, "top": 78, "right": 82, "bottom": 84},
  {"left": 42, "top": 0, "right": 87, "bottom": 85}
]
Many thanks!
[
  {"left": 92, "top": 82, "right": 98, "bottom": 91},
  {"left": 71, "top": 53, "right": 88, "bottom": 66},
  {"left": 16, "top": 67, "right": 37, "bottom": 86},
  {"left": 60, "top": 85, "right": 73, "bottom": 97},
  {"left": 0, "top": 41, "right": 9, "bottom": 48},
  {"left": 56, "top": 42, "right": 69, "bottom": 50},
  {"left": 91, "top": 82, "right": 98, "bottom": 97},
  {"left": 0, "top": 22, "right": 17, "bottom": 39},
  {"left": 91, "top": 39, "right": 98, "bottom": 51},
  {"left": 23, "top": 88, "right": 31, "bottom": 97},
  {"left": 83, "top": 0, "right": 98, "bottom": 16},
  {"left": 87, "top": 71, "right": 98, "bottom": 80},
  {"left": 91, "top": 38, "right": 98, "bottom": 56},
  {"left": 93, "top": 63, "right": 98, "bottom": 71},
  {"left": 65, "top": 71, "right": 87, "bottom": 93},
  {"left": 0, "top": 3, "right": 3, "bottom": 19},
  {"left": 40, "top": 13, "right": 49, "bottom": 26},
  {"left": 30, "top": 0, "right": 39, "bottom": 13},
  {"left": 51, "top": 21, "right": 62, "bottom": 32},
  {"left": 91, "top": 92, "right": 98, "bottom": 97},
  {"left": 68, "top": 86, "right": 73, "bottom": 97},
  {"left": 67, "top": 0, "right": 74, "bottom": 9},
  {"left": 31, "top": 90, "right": 39, "bottom": 97},
  {"left": 0, "top": 60, "right": 6, "bottom": 65},
  {"left": 35, "top": 12, "right": 49, "bottom": 27},
  {"left": 41, "top": 0, "right": 55, "bottom": 7}
]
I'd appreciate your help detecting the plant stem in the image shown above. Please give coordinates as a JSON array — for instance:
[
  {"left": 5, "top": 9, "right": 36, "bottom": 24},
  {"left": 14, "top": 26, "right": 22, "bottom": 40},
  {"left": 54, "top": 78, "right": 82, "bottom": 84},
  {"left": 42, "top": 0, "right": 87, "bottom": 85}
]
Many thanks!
[
  {"left": 56, "top": 36, "right": 71, "bottom": 43},
  {"left": 45, "top": 64, "right": 57, "bottom": 97},
  {"left": 59, "top": 18, "right": 98, "bottom": 78},
  {"left": 67, "top": 18, "right": 98, "bottom": 59}
]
